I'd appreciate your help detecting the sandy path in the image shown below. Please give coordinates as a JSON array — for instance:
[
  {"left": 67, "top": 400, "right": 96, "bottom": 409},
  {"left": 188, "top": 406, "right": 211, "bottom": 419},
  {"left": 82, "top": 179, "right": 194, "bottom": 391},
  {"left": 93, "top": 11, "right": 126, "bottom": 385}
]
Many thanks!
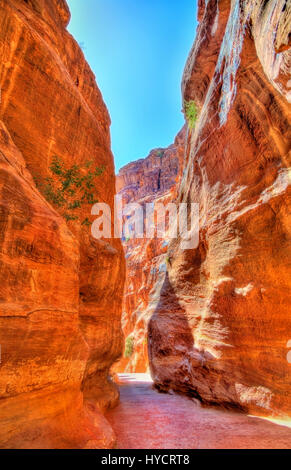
[{"left": 106, "top": 374, "right": 291, "bottom": 449}]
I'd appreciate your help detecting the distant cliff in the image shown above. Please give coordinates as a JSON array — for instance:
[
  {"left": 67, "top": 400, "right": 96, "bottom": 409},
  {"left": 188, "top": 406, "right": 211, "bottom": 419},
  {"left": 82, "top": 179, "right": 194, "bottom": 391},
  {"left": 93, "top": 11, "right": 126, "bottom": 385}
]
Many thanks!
[{"left": 114, "top": 128, "right": 185, "bottom": 372}]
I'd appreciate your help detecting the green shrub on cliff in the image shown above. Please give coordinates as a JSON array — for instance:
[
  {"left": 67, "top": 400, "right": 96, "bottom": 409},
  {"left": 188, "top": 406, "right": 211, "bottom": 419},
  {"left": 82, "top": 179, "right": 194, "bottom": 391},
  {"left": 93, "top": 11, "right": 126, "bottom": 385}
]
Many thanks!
[
  {"left": 184, "top": 100, "right": 198, "bottom": 129},
  {"left": 124, "top": 336, "right": 134, "bottom": 358},
  {"left": 34, "top": 156, "right": 104, "bottom": 225}
]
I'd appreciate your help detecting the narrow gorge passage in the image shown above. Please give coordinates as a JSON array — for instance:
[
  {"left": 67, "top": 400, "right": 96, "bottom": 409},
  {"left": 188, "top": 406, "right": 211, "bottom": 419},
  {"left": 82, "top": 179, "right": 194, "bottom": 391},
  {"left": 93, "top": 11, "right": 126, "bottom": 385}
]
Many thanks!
[
  {"left": 106, "top": 375, "right": 291, "bottom": 449},
  {"left": 0, "top": 0, "right": 290, "bottom": 451}
]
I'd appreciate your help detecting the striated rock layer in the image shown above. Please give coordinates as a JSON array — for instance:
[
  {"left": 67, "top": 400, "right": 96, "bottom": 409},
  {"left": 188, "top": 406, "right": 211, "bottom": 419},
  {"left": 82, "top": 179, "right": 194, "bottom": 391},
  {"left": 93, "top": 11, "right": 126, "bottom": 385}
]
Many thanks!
[
  {"left": 149, "top": 0, "right": 291, "bottom": 418},
  {"left": 114, "top": 129, "right": 185, "bottom": 373},
  {"left": 0, "top": 0, "right": 124, "bottom": 448}
]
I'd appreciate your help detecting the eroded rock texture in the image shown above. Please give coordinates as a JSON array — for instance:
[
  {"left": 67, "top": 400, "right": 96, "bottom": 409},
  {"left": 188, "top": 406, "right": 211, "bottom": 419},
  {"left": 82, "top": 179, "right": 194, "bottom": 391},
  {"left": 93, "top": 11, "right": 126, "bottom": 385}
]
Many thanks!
[
  {"left": 149, "top": 0, "right": 291, "bottom": 418},
  {"left": 114, "top": 129, "right": 185, "bottom": 372},
  {"left": 0, "top": 0, "right": 124, "bottom": 448}
]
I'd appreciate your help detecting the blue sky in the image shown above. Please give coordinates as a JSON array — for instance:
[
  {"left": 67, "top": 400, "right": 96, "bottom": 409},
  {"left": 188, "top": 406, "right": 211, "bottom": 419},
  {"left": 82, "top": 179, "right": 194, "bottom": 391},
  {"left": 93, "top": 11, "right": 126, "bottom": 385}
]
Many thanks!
[{"left": 67, "top": 0, "right": 197, "bottom": 171}]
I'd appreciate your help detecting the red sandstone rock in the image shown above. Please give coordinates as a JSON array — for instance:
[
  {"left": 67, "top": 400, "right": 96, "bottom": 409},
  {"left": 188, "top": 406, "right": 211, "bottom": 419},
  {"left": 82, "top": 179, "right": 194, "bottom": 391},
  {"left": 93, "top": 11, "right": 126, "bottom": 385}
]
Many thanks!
[
  {"left": 114, "top": 129, "right": 185, "bottom": 373},
  {"left": 149, "top": 0, "right": 291, "bottom": 419},
  {"left": 0, "top": 0, "right": 124, "bottom": 448}
]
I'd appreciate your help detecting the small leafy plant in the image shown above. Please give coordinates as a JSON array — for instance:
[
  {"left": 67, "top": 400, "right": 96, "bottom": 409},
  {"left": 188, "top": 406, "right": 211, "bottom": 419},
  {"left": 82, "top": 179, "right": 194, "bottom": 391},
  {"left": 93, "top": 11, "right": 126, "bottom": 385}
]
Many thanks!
[
  {"left": 124, "top": 336, "right": 134, "bottom": 358},
  {"left": 34, "top": 156, "right": 104, "bottom": 225},
  {"left": 184, "top": 100, "right": 198, "bottom": 129}
]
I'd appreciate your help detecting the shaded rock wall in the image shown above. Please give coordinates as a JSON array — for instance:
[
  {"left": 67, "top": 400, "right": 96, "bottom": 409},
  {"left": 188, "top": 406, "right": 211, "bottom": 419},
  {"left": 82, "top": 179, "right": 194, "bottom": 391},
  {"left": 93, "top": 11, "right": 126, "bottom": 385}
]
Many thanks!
[
  {"left": 114, "top": 129, "right": 185, "bottom": 372},
  {"left": 0, "top": 0, "right": 124, "bottom": 448},
  {"left": 149, "top": 0, "right": 291, "bottom": 418}
]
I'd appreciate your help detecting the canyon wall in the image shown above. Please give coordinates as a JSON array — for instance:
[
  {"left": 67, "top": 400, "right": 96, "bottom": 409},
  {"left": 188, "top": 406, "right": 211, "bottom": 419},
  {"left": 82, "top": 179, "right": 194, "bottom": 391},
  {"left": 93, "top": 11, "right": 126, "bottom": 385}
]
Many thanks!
[
  {"left": 114, "top": 129, "right": 185, "bottom": 372},
  {"left": 0, "top": 0, "right": 124, "bottom": 448},
  {"left": 149, "top": 0, "right": 291, "bottom": 418}
]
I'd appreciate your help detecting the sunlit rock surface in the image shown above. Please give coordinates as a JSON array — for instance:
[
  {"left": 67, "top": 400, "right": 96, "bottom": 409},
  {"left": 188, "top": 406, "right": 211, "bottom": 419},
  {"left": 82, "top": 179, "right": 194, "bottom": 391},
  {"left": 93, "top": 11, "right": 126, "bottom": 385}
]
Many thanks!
[
  {"left": 0, "top": 0, "right": 124, "bottom": 448},
  {"left": 149, "top": 0, "right": 291, "bottom": 418},
  {"left": 114, "top": 129, "right": 185, "bottom": 373}
]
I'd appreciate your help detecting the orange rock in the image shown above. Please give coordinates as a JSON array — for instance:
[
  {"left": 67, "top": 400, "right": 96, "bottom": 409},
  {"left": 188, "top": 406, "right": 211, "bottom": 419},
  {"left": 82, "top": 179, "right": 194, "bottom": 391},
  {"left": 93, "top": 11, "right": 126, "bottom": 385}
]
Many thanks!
[
  {"left": 149, "top": 0, "right": 291, "bottom": 418},
  {"left": 114, "top": 129, "right": 185, "bottom": 373},
  {"left": 0, "top": 0, "right": 124, "bottom": 448}
]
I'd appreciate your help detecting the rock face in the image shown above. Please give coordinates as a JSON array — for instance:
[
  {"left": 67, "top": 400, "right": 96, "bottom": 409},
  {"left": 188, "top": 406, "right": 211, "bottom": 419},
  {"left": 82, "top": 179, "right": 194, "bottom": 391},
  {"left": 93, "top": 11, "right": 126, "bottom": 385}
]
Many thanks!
[
  {"left": 149, "top": 0, "right": 291, "bottom": 418},
  {"left": 0, "top": 0, "right": 124, "bottom": 448},
  {"left": 114, "top": 129, "right": 185, "bottom": 372}
]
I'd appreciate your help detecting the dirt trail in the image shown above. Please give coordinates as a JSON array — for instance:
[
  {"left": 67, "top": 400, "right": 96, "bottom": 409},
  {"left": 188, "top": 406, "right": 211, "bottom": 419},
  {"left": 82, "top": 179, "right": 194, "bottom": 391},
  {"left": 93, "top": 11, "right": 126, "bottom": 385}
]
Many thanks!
[{"left": 106, "top": 374, "right": 291, "bottom": 449}]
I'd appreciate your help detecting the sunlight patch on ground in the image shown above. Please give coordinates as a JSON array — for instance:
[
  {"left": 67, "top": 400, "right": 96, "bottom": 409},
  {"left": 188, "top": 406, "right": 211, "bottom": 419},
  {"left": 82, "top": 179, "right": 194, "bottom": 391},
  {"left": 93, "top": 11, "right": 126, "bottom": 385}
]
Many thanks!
[
  {"left": 248, "top": 415, "right": 291, "bottom": 429},
  {"left": 117, "top": 373, "right": 153, "bottom": 383}
]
